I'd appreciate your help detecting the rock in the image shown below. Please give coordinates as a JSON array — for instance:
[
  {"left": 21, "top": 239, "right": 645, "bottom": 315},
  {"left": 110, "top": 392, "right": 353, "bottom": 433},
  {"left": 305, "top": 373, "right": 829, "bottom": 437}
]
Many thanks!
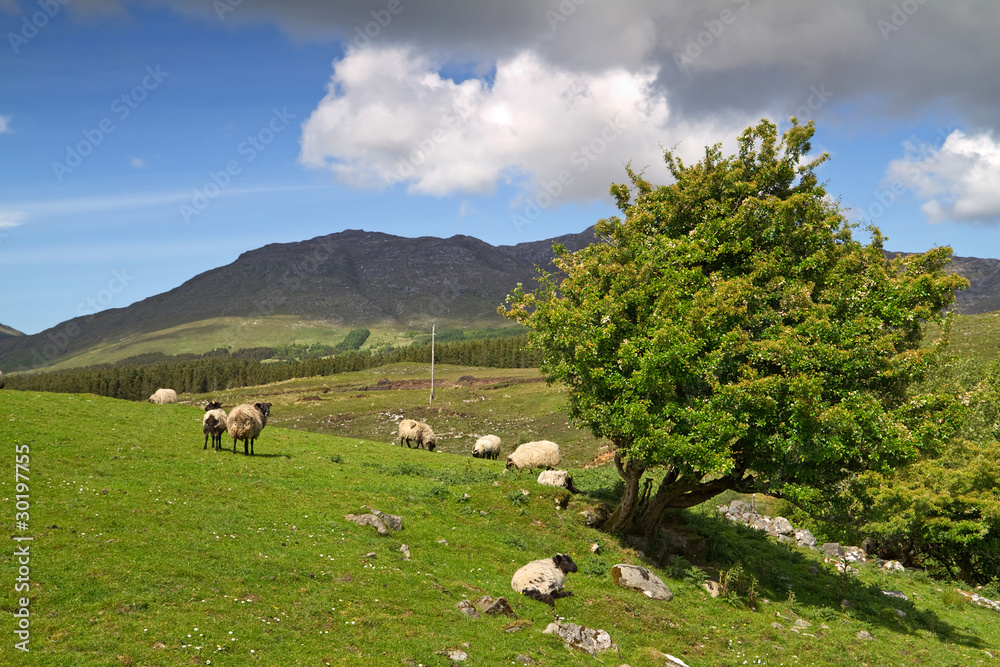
[
  {"left": 841, "top": 599, "right": 858, "bottom": 610},
  {"left": 702, "top": 581, "right": 722, "bottom": 598},
  {"left": 399, "top": 544, "right": 411, "bottom": 560},
  {"left": 821, "top": 543, "right": 845, "bottom": 558},
  {"left": 456, "top": 600, "right": 480, "bottom": 619},
  {"left": 345, "top": 513, "right": 389, "bottom": 536},
  {"left": 882, "top": 590, "right": 908, "bottom": 601},
  {"left": 611, "top": 564, "right": 673, "bottom": 601},
  {"left": 445, "top": 649, "right": 467, "bottom": 661},
  {"left": 808, "top": 566, "right": 820, "bottom": 576},
  {"left": 590, "top": 542, "right": 601, "bottom": 554},
  {"left": 363, "top": 552, "right": 377, "bottom": 559},
  {"left": 664, "top": 654, "right": 692, "bottom": 667},
  {"left": 544, "top": 622, "right": 615, "bottom": 655},
  {"left": 773, "top": 517, "right": 795, "bottom": 535},
  {"left": 896, "top": 609, "right": 907, "bottom": 618},
  {"left": 880, "top": 559, "right": 905, "bottom": 572},
  {"left": 474, "top": 595, "right": 517, "bottom": 618},
  {"left": 795, "top": 529, "right": 817, "bottom": 549},
  {"left": 793, "top": 618, "right": 812, "bottom": 628},
  {"left": 361, "top": 506, "right": 403, "bottom": 531},
  {"left": 843, "top": 546, "right": 868, "bottom": 563},
  {"left": 856, "top": 630, "right": 874, "bottom": 640},
  {"left": 728, "top": 499, "right": 752, "bottom": 517},
  {"left": 514, "top": 655, "right": 536, "bottom": 665},
  {"left": 771, "top": 622, "right": 784, "bottom": 629}
]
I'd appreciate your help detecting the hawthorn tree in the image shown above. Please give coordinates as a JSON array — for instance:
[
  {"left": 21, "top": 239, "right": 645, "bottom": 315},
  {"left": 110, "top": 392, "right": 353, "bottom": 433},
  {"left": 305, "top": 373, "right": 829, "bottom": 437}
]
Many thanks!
[{"left": 501, "top": 119, "right": 968, "bottom": 536}]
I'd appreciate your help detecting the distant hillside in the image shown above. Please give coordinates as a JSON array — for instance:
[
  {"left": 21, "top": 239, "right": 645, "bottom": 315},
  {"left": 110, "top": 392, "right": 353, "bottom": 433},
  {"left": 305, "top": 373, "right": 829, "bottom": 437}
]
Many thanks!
[
  {"left": 0, "top": 228, "right": 597, "bottom": 372},
  {"left": 2, "top": 228, "right": 997, "bottom": 374},
  {"left": 0, "top": 323, "right": 24, "bottom": 340}
]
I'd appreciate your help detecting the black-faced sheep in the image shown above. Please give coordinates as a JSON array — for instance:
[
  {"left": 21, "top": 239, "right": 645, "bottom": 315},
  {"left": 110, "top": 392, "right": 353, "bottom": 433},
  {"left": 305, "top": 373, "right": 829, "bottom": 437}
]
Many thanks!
[
  {"left": 148, "top": 388, "right": 177, "bottom": 404},
  {"left": 537, "top": 470, "right": 580, "bottom": 493},
  {"left": 397, "top": 419, "right": 437, "bottom": 451},
  {"left": 472, "top": 434, "right": 502, "bottom": 460},
  {"left": 226, "top": 402, "right": 271, "bottom": 455},
  {"left": 506, "top": 440, "right": 560, "bottom": 471},
  {"left": 511, "top": 553, "right": 578, "bottom": 606},
  {"left": 202, "top": 401, "right": 227, "bottom": 450}
]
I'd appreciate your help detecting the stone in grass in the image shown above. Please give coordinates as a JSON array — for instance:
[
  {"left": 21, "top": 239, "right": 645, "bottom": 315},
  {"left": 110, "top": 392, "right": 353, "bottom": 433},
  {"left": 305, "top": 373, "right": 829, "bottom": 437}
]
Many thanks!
[
  {"left": 345, "top": 513, "right": 389, "bottom": 536},
  {"left": 543, "top": 621, "right": 616, "bottom": 656},
  {"left": 363, "top": 506, "right": 403, "bottom": 531},
  {"left": 455, "top": 600, "right": 480, "bottom": 619},
  {"left": 611, "top": 564, "right": 673, "bottom": 601},
  {"left": 856, "top": 630, "right": 874, "bottom": 640},
  {"left": 474, "top": 595, "right": 517, "bottom": 618}
]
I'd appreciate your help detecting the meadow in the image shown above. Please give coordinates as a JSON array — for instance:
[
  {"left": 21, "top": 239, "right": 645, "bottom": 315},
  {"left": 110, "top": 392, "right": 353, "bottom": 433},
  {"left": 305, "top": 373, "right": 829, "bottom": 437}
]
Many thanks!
[{"left": 2, "top": 364, "right": 1000, "bottom": 666}]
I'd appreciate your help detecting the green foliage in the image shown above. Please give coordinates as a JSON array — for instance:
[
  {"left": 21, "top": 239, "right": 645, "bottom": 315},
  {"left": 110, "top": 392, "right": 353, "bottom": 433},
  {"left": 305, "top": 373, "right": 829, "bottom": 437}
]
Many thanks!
[
  {"left": 334, "top": 327, "right": 371, "bottom": 353},
  {"left": 502, "top": 118, "right": 968, "bottom": 535}
]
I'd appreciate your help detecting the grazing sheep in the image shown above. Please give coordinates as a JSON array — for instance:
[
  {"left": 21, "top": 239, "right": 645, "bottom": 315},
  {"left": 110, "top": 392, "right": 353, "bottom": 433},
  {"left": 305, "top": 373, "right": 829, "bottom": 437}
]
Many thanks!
[
  {"left": 506, "top": 440, "right": 560, "bottom": 471},
  {"left": 397, "top": 419, "right": 437, "bottom": 451},
  {"left": 148, "top": 388, "right": 177, "bottom": 404},
  {"left": 472, "top": 434, "right": 502, "bottom": 460},
  {"left": 511, "top": 553, "right": 578, "bottom": 606},
  {"left": 202, "top": 401, "right": 228, "bottom": 450},
  {"left": 226, "top": 402, "right": 271, "bottom": 455},
  {"left": 537, "top": 470, "right": 579, "bottom": 493}
]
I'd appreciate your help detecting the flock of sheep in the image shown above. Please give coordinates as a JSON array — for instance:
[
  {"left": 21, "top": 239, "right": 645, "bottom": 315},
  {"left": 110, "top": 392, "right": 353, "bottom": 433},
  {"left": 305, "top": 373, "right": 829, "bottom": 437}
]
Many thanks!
[{"left": 148, "top": 386, "right": 581, "bottom": 605}]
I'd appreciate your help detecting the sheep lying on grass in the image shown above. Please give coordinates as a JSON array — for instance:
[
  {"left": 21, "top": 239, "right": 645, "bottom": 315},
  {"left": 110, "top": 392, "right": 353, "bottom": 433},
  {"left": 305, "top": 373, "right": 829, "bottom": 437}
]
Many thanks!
[
  {"left": 511, "top": 553, "right": 578, "bottom": 606},
  {"left": 537, "top": 470, "right": 579, "bottom": 493},
  {"left": 472, "top": 434, "right": 502, "bottom": 460},
  {"left": 148, "top": 388, "right": 177, "bottom": 404},
  {"left": 202, "top": 401, "right": 227, "bottom": 450},
  {"left": 506, "top": 440, "right": 560, "bottom": 470},
  {"left": 227, "top": 402, "right": 271, "bottom": 455},
  {"left": 397, "top": 419, "right": 437, "bottom": 451}
]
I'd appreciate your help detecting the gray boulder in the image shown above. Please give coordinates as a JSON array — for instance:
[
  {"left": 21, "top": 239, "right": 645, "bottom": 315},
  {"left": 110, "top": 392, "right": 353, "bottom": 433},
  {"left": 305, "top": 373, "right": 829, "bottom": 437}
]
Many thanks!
[
  {"left": 543, "top": 622, "right": 615, "bottom": 655},
  {"left": 611, "top": 564, "right": 673, "bottom": 601}
]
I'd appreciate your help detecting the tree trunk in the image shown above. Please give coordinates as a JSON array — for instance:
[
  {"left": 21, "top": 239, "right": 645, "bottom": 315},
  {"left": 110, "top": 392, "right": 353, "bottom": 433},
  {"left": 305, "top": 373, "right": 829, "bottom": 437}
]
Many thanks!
[{"left": 602, "top": 450, "right": 645, "bottom": 534}]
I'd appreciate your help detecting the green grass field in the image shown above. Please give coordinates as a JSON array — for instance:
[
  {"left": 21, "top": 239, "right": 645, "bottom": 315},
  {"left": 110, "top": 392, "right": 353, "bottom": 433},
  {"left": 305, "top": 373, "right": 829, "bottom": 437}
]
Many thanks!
[{"left": 3, "top": 372, "right": 1000, "bottom": 665}]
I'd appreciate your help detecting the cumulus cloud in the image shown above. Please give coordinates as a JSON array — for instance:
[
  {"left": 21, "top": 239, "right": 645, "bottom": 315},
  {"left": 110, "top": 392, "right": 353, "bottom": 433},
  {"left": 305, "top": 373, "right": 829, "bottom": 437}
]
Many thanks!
[
  {"left": 886, "top": 130, "right": 1000, "bottom": 225},
  {"left": 301, "top": 46, "right": 753, "bottom": 201}
]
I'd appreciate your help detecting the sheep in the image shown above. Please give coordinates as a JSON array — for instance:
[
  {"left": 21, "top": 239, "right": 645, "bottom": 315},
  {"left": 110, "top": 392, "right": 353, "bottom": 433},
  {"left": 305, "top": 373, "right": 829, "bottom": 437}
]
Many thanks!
[
  {"left": 202, "top": 401, "right": 228, "bottom": 450},
  {"left": 397, "top": 419, "right": 437, "bottom": 451},
  {"left": 510, "top": 553, "right": 578, "bottom": 606},
  {"left": 472, "top": 434, "right": 502, "bottom": 460},
  {"left": 148, "top": 388, "right": 177, "bottom": 404},
  {"left": 506, "top": 440, "right": 560, "bottom": 471},
  {"left": 537, "top": 470, "right": 580, "bottom": 493},
  {"left": 226, "top": 402, "right": 271, "bottom": 455}
]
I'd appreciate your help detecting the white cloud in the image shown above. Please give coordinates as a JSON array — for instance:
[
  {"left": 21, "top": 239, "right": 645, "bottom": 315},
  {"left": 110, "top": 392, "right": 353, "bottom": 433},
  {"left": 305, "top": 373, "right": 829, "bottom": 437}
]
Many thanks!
[
  {"left": 301, "top": 46, "right": 752, "bottom": 202},
  {"left": 0, "top": 211, "right": 25, "bottom": 229},
  {"left": 887, "top": 130, "right": 1000, "bottom": 225},
  {"left": 0, "top": 115, "right": 11, "bottom": 134},
  {"left": 131, "top": 157, "right": 147, "bottom": 169}
]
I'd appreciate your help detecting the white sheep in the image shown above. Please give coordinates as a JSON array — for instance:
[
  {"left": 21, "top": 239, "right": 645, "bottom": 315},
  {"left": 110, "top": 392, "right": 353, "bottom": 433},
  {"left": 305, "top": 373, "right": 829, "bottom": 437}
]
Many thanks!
[
  {"left": 397, "top": 419, "right": 437, "bottom": 451},
  {"left": 510, "top": 553, "right": 578, "bottom": 606},
  {"left": 227, "top": 402, "right": 271, "bottom": 455},
  {"left": 148, "top": 388, "right": 177, "bottom": 404},
  {"left": 506, "top": 440, "right": 560, "bottom": 471},
  {"left": 202, "top": 400, "right": 228, "bottom": 450},
  {"left": 537, "top": 470, "right": 579, "bottom": 493},
  {"left": 472, "top": 434, "right": 502, "bottom": 460}
]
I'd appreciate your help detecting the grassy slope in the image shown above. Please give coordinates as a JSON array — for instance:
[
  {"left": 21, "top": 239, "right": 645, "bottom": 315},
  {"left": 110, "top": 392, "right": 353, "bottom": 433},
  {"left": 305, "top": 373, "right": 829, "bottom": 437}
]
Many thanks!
[{"left": 2, "top": 387, "right": 999, "bottom": 666}]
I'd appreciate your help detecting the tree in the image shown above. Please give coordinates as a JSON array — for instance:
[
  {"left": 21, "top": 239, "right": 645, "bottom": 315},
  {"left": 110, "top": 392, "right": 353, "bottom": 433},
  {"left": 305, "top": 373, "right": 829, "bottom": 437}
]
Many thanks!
[{"left": 501, "top": 119, "right": 968, "bottom": 536}]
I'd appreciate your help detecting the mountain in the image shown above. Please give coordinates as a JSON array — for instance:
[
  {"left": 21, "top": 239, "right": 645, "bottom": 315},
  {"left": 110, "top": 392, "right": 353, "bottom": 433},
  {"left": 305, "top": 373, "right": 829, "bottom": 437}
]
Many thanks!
[
  {"left": 2, "top": 228, "right": 997, "bottom": 373},
  {"left": 0, "top": 323, "right": 24, "bottom": 340},
  {"left": 0, "top": 228, "right": 598, "bottom": 372}
]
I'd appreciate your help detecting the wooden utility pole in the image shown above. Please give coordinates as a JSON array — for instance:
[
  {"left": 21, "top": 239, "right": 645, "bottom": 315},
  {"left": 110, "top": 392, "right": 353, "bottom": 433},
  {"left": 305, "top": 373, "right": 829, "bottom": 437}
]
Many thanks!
[{"left": 429, "top": 323, "right": 435, "bottom": 404}]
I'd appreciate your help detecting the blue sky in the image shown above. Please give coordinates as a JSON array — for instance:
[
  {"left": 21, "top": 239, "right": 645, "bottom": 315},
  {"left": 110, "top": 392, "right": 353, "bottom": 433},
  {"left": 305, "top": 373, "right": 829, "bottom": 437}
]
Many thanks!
[{"left": 3, "top": 1, "right": 999, "bottom": 335}]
